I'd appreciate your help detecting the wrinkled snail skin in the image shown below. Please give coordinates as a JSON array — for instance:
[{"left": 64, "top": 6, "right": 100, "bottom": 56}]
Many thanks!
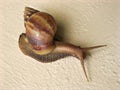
[{"left": 19, "top": 7, "right": 106, "bottom": 81}]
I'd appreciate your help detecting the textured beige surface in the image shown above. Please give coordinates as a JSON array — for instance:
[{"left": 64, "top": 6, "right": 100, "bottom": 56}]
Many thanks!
[{"left": 0, "top": 0, "right": 120, "bottom": 90}]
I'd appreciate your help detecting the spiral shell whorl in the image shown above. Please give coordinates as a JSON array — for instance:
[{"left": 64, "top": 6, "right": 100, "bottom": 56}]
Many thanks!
[{"left": 24, "top": 7, "right": 57, "bottom": 50}]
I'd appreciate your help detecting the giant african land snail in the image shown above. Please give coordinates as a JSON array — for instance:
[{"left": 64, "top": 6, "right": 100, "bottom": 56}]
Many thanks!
[{"left": 19, "top": 7, "right": 106, "bottom": 81}]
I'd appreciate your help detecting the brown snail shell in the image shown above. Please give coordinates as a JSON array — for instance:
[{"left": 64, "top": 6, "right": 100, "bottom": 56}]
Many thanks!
[{"left": 18, "top": 7, "right": 106, "bottom": 81}]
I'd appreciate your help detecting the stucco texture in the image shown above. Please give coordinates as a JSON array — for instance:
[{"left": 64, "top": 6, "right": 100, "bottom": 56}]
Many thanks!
[{"left": 0, "top": 0, "right": 120, "bottom": 90}]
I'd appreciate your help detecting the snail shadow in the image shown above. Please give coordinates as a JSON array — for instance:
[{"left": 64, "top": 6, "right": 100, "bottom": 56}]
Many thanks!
[
  {"left": 54, "top": 22, "right": 66, "bottom": 41},
  {"left": 85, "top": 56, "right": 92, "bottom": 81}
]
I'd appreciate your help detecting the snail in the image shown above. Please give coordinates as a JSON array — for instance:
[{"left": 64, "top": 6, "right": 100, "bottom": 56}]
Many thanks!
[{"left": 18, "top": 7, "right": 106, "bottom": 81}]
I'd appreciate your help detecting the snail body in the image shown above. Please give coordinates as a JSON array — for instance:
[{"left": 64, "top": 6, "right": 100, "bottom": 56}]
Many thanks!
[{"left": 19, "top": 7, "right": 106, "bottom": 81}]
